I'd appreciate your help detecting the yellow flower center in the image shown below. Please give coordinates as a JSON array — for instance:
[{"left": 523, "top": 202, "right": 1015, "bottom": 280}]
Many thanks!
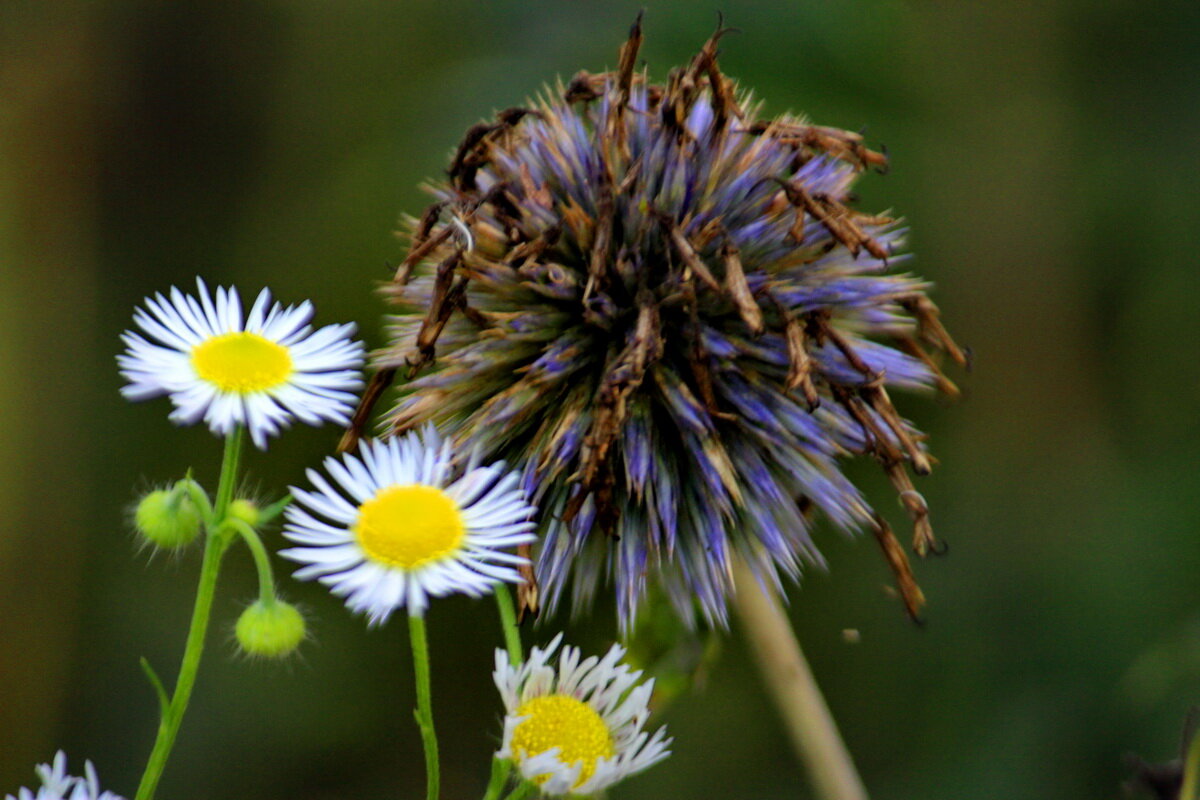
[
  {"left": 191, "top": 332, "right": 293, "bottom": 393},
  {"left": 354, "top": 485, "right": 465, "bottom": 569},
  {"left": 511, "top": 694, "right": 615, "bottom": 788}
]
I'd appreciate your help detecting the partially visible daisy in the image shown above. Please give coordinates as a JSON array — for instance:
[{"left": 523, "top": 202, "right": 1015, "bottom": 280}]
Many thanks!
[
  {"left": 494, "top": 634, "right": 671, "bottom": 796},
  {"left": 281, "top": 426, "right": 537, "bottom": 622},
  {"left": 118, "top": 277, "right": 364, "bottom": 449},
  {"left": 5, "top": 752, "right": 125, "bottom": 800}
]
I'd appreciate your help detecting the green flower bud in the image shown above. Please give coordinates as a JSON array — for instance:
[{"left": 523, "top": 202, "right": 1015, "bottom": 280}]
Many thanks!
[
  {"left": 228, "top": 498, "right": 261, "bottom": 528},
  {"left": 135, "top": 488, "right": 202, "bottom": 549},
  {"left": 235, "top": 599, "right": 306, "bottom": 658}
]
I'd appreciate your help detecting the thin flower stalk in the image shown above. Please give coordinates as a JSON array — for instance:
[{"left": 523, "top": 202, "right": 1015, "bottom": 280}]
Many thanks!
[
  {"left": 732, "top": 559, "right": 868, "bottom": 800},
  {"left": 135, "top": 428, "right": 244, "bottom": 800},
  {"left": 408, "top": 614, "right": 440, "bottom": 800}
]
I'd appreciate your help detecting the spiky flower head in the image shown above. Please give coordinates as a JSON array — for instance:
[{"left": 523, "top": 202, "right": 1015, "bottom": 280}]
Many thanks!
[{"left": 367, "top": 18, "right": 965, "bottom": 628}]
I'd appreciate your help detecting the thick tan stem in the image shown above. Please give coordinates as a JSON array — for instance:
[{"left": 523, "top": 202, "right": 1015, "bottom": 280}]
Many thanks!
[{"left": 732, "top": 560, "right": 870, "bottom": 800}]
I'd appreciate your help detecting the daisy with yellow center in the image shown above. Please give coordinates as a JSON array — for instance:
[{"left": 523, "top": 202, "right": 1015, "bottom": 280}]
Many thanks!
[
  {"left": 118, "top": 277, "right": 364, "bottom": 449},
  {"left": 5, "top": 752, "right": 125, "bottom": 800},
  {"left": 280, "top": 427, "right": 537, "bottom": 622},
  {"left": 494, "top": 634, "right": 671, "bottom": 796}
]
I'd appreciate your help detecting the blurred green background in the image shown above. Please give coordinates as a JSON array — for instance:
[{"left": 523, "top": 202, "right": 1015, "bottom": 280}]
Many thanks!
[{"left": 2, "top": 1, "right": 1199, "bottom": 798}]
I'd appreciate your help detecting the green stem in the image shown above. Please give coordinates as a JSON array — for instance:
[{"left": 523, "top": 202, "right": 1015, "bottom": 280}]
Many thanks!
[
  {"left": 1182, "top": 728, "right": 1200, "bottom": 800},
  {"left": 482, "top": 758, "right": 513, "bottom": 800},
  {"left": 500, "top": 780, "right": 539, "bottom": 800},
  {"left": 484, "top": 586, "right": 525, "bottom": 797},
  {"left": 212, "top": 426, "right": 244, "bottom": 519},
  {"left": 134, "top": 427, "right": 244, "bottom": 800},
  {"left": 494, "top": 585, "right": 523, "bottom": 666},
  {"left": 134, "top": 523, "right": 227, "bottom": 800},
  {"left": 409, "top": 614, "right": 441, "bottom": 800},
  {"left": 226, "top": 518, "right": 277, "bottom": 605},
  {"left": 177, "top": 478, "right": 213, "bottom": 522}
]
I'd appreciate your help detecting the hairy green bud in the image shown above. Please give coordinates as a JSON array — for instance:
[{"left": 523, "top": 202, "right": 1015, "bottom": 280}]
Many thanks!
[
  {"left": 135, "top": 488, "right": 202, "bottom": 549},
  {"left": 235, "top": 599, "right": 306, "bottom": 658},
  {"left": 227, "top": 498, "right": 261, "bottom": 528}
]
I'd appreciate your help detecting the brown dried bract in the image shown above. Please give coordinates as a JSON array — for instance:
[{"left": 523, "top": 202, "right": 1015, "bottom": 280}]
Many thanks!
[
  {"left": 883, "top": 461, "right": 937, "bottom": 556},
  {"left": 810, "top": 309, "right": 882, "bottom": 381},
  {"left": 394, "top": 221, "right": 454, "bottom": 286},
  {"left": 765, "top": 290, "right": 820, "bottom": 409},
  {"left": 871, "top": 513, "right": 926, "bottom": 623},
  {"left": 865, "top": 384, "right": 932, "bottom": 475},
  {"left": 720, "top": 234, "right": 764, "bottom": 336},
  {"left": 563, "top": 70, "right": 607, "bottom": 104},
  {"left": 505, "top": 223, "right": 562, "bottom": 269},
  {"left": 899, "top": 295, "right": 968, "bottom": 367},
  {"left": 680, "top": 270, "right": 730, "bottom": 421},
  {"left": 605, "top": 10, "right": 644, "bottom": 158},
  {"left": 585, "top": 161, "right": 616, "bottom": 299},
  {"left": 337, "top": 367, "right": 397, "bottom": 455},
  {"left": 658, "top": 212, "right": 722, "bottom": 292},
  {"left": 776, "top": 178, "right": 891, "bottom": 260},
  {"left": 685, "top": 16, "right": 742, "bottom": 142},
  {"left": 745, "top": 120, "right": 888, "bottom": 173},
  {"left": 449, "top": 108, "right": 543, "bottom": 191},
  {"left": 516, "top": 541, "right": 540, "bottom": 622},
  {"left": 830, "top": 381, "right": 940, "bottom": 563},
  {"left": 409, "top": 251, "right": 465, "bottom": 371},
  {"left": 571, "top": 294, "right": 664, "bottom": 512},
  {"left": 896, "top": 335, "right": 961, "bottom": 398}
]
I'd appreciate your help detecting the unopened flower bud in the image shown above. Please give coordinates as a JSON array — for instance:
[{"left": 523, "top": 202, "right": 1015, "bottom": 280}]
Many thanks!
[
  {"left": 235, "top": 599, "right": 306, "bottom": 658},
  {"left": 227, "top": 498, "right": 261, "bottom": 528},
  {"left": 134, "top": 488, "right": 202, "bottom": 549}
]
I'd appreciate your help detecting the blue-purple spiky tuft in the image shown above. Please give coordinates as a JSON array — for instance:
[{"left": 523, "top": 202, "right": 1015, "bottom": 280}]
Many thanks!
[{"left": 359, "top": 19, "right": 966, "bottom": 630}]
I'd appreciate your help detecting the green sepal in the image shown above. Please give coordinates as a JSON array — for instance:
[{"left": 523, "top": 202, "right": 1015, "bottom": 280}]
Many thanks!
[
  {"left": 139, "top": 657, "right": 170, "bottom": 719},
  {"left": 501, "top": 780, "right": 541, "bottom": 800},
  {"left": 256, "top": 493, "right": 293, "bottom": 526},
  {"left": 482, "top": 757, "right": 513, "bottom": 800}
]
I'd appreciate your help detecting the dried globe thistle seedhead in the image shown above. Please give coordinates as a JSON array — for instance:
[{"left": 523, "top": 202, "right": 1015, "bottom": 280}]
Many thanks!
[{"left": 360, "top": 17, "right": 966, "bottom": 629}]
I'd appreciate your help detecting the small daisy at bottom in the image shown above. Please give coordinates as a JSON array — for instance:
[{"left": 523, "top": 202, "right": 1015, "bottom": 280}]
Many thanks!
[
  {"left": 494, "top": 634, "right": 671, "bottom": 796},
  {"left": 4, "top": 752, "right": 125, "bottom": 800}
]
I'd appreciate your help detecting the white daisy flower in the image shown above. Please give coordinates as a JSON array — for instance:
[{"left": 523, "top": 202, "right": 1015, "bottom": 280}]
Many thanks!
[
  {"left": 118, "top": 277, "right": 364, "bottom": 449},
  {"left": 281, "top": 427, "right": 537, "bottom": 622},
  {"left": 5, "top": 752, "right": 125, "bottom": 800},
  {"left": 494, "top": 634, "right": 671, "bottom": 796}
]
